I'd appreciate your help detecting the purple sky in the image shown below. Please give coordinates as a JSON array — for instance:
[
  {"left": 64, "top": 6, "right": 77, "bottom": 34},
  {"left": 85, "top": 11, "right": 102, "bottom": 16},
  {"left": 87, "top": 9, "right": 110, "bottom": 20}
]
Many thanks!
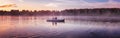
[{"left": 0, "top": 0, "right": 120, "bottom": 10}]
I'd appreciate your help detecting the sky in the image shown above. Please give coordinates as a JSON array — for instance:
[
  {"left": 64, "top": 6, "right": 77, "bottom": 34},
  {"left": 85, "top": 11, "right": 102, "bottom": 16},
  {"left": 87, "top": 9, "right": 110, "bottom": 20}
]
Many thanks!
[{"left": 0, "top": 0, "right": 120, "bottom": 11}]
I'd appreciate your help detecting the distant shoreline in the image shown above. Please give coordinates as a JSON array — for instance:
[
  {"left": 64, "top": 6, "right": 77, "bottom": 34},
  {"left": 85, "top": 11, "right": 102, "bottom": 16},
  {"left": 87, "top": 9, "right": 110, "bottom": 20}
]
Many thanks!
[{"left": 0, "top": 8, "right": 120, "bottom": 16}]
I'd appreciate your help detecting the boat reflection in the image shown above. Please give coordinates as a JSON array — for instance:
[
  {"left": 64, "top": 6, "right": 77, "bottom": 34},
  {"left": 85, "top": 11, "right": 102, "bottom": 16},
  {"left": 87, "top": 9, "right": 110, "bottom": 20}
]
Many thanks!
[
  {"left": 52, "top": 21, "right": 65, "bottom": 26},
  {"left": 52, "top": 22, "right": 57, "bottom": 26}
]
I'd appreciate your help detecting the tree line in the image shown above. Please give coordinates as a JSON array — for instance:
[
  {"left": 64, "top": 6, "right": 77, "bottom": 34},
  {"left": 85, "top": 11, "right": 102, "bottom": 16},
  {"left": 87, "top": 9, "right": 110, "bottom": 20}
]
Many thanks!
[{"left": 0, "top": 8, "right": 120, "bottom": 16}]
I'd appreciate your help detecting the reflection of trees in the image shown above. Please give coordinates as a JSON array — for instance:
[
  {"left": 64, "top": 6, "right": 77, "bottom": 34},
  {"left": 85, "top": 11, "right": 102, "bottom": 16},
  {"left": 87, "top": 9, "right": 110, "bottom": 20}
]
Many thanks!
[{"left": 0, "top": 8, "right": 120, "bottom": 16}]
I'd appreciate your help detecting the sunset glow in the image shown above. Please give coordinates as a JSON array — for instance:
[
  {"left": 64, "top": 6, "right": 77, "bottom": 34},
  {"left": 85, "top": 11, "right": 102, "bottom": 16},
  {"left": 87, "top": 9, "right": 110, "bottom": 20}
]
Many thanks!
[{"left": 0, "top": 0, "right": 120, "bottom": 10}]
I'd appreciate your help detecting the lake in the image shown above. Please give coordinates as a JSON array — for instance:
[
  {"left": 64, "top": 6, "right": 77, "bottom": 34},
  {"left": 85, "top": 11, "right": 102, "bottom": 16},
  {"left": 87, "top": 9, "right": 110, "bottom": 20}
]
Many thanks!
[{"left": 0, "top": 16, "right": 120, "bottom": 38}]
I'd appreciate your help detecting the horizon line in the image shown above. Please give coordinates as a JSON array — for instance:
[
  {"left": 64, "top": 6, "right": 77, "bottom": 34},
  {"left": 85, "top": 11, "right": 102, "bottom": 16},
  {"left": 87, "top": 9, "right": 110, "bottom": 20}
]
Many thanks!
[{"left": 1, "top": 7, "right": 120, "bottom": 11}]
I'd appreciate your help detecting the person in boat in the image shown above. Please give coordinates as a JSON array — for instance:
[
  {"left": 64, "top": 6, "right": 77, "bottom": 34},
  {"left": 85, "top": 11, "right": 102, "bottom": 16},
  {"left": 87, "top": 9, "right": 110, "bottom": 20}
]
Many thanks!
[
  {"left": 47, "top": 17, "right": 64, "bottom": 22},
  {"left": 52, "top": 17, "right": 57, "bottom": 20}
]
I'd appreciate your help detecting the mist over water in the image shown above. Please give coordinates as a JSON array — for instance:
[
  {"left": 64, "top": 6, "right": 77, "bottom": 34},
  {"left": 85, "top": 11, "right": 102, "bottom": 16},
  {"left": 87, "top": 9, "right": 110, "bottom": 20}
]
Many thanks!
[{"left": 0, "top": 16, "right": 120, "bottom": 38}]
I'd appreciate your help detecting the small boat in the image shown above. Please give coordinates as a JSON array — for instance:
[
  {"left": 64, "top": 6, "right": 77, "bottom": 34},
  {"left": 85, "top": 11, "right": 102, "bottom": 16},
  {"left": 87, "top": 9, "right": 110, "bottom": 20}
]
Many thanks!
[
  {"left": 47, "top": 17, "right": 65, "bottom": 22},
  {"left": 47, "top": 19, "right": 65, "bottom": 22}
]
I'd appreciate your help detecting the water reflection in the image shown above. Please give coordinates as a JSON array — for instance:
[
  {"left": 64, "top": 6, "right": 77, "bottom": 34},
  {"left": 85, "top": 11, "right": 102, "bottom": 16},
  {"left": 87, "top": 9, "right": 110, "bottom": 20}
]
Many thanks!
[
  {"left": 52, "top": 22, "right": 57, "bottom": 26},
  {"left": 0, "top": 16, "right": 120, "bottom": 38},
  {"left": 51, "top": 21, "right": 65, "bottom": 26}
]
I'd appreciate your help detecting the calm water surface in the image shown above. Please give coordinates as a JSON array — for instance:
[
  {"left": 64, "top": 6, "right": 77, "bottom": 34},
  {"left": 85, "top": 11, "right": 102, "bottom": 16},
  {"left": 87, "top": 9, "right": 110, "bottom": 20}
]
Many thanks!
[{"left": 0, "top": 16, "right": 120, "bottom": 38}]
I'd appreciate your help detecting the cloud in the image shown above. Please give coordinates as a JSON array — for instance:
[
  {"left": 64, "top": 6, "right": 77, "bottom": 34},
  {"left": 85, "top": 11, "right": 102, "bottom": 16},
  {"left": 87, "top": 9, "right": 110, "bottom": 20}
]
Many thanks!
[
  {"left": 79, "top": 0, "right": 120, "bottom": 8},
  {"left": 45, "top": 3, "right": 58, "bottom": 7},
  {"left": 16, "top": 0, "right": 120, "bottom": 10},
  {"left": 18, "top": 0, "right": 24, "bottom": 2},
  {"left": 0, "top": 4, "right": 16, "bottom": 8},
  {"left": 0, "top": 0, "right": 12, "bottom": 5},
  {"left": 84, "top": 0, "right": 109, "bottom": 3},
  {"left": 1, "top": 0, "right": 120, "bottom": 10},
  {"left": 113, "top": 0, "right": 120, "bottom": 2}
]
